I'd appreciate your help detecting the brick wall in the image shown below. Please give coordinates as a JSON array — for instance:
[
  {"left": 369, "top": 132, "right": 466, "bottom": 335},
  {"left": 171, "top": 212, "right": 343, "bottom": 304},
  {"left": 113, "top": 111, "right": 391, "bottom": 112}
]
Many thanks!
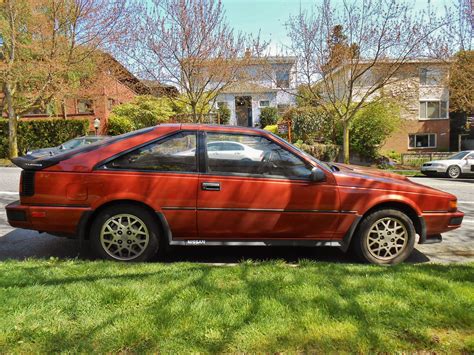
[{"left": 380, "top": 62, "right": 451, "bottom": 153}]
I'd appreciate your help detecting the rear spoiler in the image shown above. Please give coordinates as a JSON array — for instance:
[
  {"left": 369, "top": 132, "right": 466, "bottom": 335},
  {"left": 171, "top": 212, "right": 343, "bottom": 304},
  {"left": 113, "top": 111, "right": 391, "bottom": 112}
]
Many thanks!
[{"left": 11, "top": 156, "right": 59, "bottom": 170}]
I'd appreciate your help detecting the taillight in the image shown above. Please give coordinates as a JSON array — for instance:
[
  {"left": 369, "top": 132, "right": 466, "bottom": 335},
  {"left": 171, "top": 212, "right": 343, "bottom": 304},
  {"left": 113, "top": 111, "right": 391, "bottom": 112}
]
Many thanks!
[
  {"left": 20, "top": 170, "right": 35, "bottom": 197},
  {"left": 448, "top": 200, "right": 457, "bottom": 212}
]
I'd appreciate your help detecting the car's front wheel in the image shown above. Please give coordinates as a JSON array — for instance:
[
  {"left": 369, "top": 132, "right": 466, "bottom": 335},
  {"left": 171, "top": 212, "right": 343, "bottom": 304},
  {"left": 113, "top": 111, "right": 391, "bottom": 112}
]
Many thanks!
[
  {"left": 352, "top": 209, "right": 415, "bottom": 265},
  {"left": 90, "top": 204, "right": 161, "bottom": 262},
  {"left": 447, "top": 165, "right": 461, "bottom": 179}
]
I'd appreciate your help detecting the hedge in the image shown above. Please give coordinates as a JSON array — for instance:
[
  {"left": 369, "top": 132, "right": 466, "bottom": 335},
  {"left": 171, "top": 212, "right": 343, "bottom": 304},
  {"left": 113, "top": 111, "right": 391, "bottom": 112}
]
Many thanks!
[
  {"left": 259, "top": 107, "right": 279, "bottom": 128},
  {"left": 0, "top": 118, "right": 89, "bottom": 158}
]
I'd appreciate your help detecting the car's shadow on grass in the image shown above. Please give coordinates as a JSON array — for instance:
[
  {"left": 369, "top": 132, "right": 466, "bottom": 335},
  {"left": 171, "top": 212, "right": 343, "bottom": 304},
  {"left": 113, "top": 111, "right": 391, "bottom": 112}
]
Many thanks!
[{"left": 0, "top": 228, "right": 430, "bottom": 264}]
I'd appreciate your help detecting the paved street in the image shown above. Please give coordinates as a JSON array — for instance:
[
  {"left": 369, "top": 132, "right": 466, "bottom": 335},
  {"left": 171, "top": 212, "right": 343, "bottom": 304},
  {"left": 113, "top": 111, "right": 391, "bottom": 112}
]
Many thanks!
[{"left": 0, "top": 167, "right": 472, "bottom": 263}]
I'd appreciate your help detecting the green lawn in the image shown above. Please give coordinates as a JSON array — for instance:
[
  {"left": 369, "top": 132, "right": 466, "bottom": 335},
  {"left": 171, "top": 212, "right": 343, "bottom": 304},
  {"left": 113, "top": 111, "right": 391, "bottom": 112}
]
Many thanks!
[{"left": 0, "top": 259, "right": 472, "bottom": 353}]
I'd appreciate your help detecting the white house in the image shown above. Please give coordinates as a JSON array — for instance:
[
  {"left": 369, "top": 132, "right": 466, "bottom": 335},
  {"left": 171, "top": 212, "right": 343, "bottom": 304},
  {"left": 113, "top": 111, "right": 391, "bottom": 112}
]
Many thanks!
[{"left": 215, "top": 56, "right": 297, "bottom": 127}]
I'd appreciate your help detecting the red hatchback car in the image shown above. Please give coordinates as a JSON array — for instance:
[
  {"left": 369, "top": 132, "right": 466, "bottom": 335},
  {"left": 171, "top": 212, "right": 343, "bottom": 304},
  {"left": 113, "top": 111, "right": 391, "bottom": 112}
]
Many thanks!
[{"left": 6, "top": 124, "right": 464, "bottom": 264}]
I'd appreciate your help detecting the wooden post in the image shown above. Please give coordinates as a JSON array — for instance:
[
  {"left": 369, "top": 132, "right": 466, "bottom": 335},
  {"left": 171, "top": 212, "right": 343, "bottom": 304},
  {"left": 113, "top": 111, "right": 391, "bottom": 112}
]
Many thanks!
[{"left": 287, "top": 118, "right": 292, "bottom": 143}]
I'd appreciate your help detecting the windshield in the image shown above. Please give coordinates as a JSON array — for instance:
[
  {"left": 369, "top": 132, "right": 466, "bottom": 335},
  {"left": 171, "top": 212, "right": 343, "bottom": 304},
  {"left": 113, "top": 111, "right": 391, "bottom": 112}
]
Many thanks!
[
  {"left": 61, "top": 138, "right": 83, "bottom": 150},
  {"left": 447, "top": 151, "right": 469, "bottom": 160}
]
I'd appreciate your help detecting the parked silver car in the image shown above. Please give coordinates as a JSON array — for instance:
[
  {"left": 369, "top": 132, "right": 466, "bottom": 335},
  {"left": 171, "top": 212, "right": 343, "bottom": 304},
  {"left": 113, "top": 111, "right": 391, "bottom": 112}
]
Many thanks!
[
  {"left": 176, "top": 141, "right": 264, "bottom": 161},
  {"left": 26, "top": 136, "right": 110, "bottom": 158},
  {"left": 420, "top": 150, "right": 474, "bottom": 178}
]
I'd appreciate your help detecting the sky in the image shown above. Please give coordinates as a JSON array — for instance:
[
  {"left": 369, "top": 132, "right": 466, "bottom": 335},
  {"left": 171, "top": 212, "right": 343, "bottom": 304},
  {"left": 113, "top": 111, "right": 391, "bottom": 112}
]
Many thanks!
[{"left": 220, "top": 0, "right": 451, "bottom": 54}]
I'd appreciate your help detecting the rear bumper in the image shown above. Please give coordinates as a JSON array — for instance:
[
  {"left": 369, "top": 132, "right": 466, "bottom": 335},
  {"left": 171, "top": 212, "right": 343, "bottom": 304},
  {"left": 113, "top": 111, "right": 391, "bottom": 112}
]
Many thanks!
[
  {"left": 421, "top": 210, "right": 464, "bottom": 239},
  {"left": 5, "top": 200, "right": 91, "bottom": 237}
]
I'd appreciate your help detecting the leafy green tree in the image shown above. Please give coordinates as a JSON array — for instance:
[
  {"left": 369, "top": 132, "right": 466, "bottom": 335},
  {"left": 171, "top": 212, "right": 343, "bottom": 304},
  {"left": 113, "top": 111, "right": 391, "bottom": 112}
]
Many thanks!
[
  {"left": 449, "top": 50, "right": 474, "bottom": 114},
  {"left": 0, "top": 0, "right": 125, "bottom": 158},
  {"left": 108, "top": 96, "right": 174, "bottom": 135},
  {"left": 348, "top": 101, "right": 400, "bottom": 160},
  {"left": 217, "top": 104, "right": 231, "bottom": 124}
]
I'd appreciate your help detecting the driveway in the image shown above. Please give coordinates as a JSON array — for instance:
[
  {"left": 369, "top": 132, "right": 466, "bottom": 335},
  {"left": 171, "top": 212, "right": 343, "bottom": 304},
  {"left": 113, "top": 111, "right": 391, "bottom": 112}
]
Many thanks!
[{"left": 0, "top": 167, "right": 472, "bottom": 263}]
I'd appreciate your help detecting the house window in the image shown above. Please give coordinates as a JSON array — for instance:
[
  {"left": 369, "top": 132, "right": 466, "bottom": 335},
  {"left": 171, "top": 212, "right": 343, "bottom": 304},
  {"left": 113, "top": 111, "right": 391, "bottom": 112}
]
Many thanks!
[
  {"left": 277, "top": 104, "right": 289, "bottom": 115},
  {"left": 259, "top": 100, "right": 270, "bottom": 107},
  {"left": 25, "top": 106, "right": 48, "bottom": 116},
  {"left": 77, "top": 99, "right": 94, "bottom": 114},
  {"left": 409, "top": 133, "right": 436, "bottom": 148},
  {"left": 419, "top": 101, "right": 448, "bottom": 119},
  {"left": 276, "top": 71, "right": 290, "bottom": 88},
  {"left": 107, "top": 98, "right": 116, "bottom": 111},
  {"left": 419, "top": 68, "right": 442, "bottom": 86}
]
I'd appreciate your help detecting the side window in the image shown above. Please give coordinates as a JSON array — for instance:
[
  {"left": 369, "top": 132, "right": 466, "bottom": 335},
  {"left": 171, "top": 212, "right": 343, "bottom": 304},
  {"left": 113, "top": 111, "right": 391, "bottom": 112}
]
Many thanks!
[
  {"left": 206, "top": 133, "right": 312, "bottom": 179},
  {"left": 104, "top": 132, "right": 197, "bottom": 172}
]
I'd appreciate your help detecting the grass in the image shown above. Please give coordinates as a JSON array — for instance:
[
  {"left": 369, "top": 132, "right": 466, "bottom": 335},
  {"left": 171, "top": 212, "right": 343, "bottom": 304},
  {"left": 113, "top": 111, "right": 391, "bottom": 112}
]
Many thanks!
[{"left": 0, "top": 259, "right": 472, "bottom": 353}]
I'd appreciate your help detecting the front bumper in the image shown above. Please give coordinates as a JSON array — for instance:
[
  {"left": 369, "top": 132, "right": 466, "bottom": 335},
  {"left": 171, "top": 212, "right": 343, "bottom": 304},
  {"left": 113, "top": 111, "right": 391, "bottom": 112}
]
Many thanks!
[
  {"left": 421, "top": 210, "right": 464, "bottom": 239},
  {"left": 5, "top": 200, "right": 91, "bottom": 237},
  {"left": 420, "top": 165, "right": 447, "bottom": 173}
]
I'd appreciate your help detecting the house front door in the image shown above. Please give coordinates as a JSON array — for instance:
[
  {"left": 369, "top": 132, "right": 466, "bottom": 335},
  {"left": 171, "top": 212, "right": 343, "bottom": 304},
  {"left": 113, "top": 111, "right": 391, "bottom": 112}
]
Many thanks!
[{"left": 235, "top": 96, "right": 252, "bottom": 126}]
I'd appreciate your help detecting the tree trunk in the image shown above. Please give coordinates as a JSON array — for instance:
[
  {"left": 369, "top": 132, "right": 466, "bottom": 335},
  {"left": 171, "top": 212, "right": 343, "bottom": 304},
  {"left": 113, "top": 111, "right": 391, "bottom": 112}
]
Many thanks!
[
  {"left": 190, "top": 102, "right": 199, "bottom": 123},
  {"left": 342, "top": 120, "right": 350, "bottom": 164},
  {"left": 5, "top": 84, "right": 18, "bottom": 159},
  {"left": 62, "top": 99, "right": 67, "bottom": 119}
]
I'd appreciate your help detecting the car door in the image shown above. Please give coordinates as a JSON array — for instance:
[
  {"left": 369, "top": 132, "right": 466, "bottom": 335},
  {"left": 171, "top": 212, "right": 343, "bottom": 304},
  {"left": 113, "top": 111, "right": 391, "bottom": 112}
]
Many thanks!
[
  {"left": 462, "top": 153, "right": 474, "bottom": 174},
  {"left": 97, "top": 130, "right": 199, "bottom": 239},
  {"left": 197, "top": 131, "right": 340, "bottom": 240}
]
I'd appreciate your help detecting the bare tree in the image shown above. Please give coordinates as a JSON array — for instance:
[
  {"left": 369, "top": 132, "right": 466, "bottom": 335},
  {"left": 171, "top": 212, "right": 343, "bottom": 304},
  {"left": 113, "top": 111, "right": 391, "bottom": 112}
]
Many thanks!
[
  {"left": 116, "top": 0, "right": 266, "bottom": 122},
  {"left": 0, "top": 0, "right": 126, "bottom": 158},
  {"left": 287, "top": 0, "right": 449, "bottom": 163}
]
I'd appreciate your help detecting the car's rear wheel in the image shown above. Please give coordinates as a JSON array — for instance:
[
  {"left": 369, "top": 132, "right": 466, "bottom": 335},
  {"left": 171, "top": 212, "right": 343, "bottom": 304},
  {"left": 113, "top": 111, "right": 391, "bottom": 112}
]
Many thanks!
[
  {"left": 90, "top": 204, "right": 160, "bottom": 262},
  {"left": 353, "top": 209, "right": 415, "bottom": 265},
  {"left": 447, "top": 165, "right": 461, "bottom": 179}
]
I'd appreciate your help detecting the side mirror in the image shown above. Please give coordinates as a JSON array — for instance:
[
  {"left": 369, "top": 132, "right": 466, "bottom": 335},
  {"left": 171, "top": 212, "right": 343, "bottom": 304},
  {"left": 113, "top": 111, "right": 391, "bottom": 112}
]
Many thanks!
[{"left": 310, "top": 167, "right": 326, "bottom": 182}]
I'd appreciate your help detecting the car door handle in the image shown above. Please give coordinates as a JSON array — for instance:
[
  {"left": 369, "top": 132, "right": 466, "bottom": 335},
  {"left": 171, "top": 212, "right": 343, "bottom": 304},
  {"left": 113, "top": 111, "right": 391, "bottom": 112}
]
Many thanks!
[{"left": 202, "top": 182, "right": 221, "bottom": 191}]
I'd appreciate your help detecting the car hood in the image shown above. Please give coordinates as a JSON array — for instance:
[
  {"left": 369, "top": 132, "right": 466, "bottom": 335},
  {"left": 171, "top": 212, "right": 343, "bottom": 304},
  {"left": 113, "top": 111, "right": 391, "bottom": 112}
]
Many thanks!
[
  {"left": 332, "top": 163, "right": 409, "bottom": 181},
  {"left": 332, "top": 164, "right": 453, "bottom": 198}
]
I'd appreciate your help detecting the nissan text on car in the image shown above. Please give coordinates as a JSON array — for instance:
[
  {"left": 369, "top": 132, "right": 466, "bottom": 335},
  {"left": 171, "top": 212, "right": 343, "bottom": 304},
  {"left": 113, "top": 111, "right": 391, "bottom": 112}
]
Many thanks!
[{"left": 6, "top": 124, "right": 464, "bottom": 264}]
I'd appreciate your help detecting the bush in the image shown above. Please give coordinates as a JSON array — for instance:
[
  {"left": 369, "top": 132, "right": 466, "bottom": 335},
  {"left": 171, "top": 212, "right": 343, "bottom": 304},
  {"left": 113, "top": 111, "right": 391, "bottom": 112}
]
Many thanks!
[
  {"left": 349, "top": 101, "right": 400, "bottom": 160},
  {"left": 109, "top": 95, "right": 174, "bottom": 135},
  {"left": 107, "top": 116, "right": 135, "bottom": 136},
  {"left": 0, "top": 118, "right": 89, "bottom": 158},
  {"left": 263, "top": 124, "right": 278, "bottom": 134},
  {"left": 217, "top": 104, "right": 231, "bottom": 125},
  {"left": 259, "top": 107, "right": 279, "bottom": 128},
  {"left": 283, "top": 106, "right": 333, "bottom": 144},
  {"left": 294, "top": 141, "right": 341, "bottom": 161}
]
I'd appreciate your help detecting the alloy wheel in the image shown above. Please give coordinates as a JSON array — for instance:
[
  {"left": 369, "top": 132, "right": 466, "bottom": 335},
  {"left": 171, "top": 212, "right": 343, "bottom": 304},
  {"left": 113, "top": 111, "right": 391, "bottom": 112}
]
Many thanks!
[
  {"left": 100, "top": 214, "right": 150, "bottom": 261},
  {"left": 366, "top": 217, "right": 408, "bottom": 261},
  {"left": 448, "top": 166, "right": 460, "bottom": 178}
]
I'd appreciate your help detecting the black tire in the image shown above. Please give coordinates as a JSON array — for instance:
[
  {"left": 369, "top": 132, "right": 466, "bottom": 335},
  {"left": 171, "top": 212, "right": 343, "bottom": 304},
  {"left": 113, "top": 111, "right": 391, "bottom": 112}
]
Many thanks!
[
  {"left": 446, "top": 165, "right": 461, "bottom": 179},
  {"left": 352, "top": 209, "right": 416, "bottom": 265},
  {"left": 90, "top": 204, "right": 161, "bottom": 262}
]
